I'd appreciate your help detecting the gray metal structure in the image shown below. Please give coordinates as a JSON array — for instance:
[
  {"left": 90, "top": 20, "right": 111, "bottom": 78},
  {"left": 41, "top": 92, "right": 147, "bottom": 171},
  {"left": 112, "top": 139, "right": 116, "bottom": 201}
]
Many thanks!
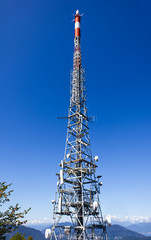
[{"left": 50, "top": 10, "right": 108, "bottom": 240}]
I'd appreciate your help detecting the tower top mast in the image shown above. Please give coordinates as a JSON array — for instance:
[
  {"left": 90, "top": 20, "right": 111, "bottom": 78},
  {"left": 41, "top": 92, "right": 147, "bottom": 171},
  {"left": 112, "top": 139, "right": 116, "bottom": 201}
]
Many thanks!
[{"left": 75, "top": 10, "right": 81, "bottom": 38}]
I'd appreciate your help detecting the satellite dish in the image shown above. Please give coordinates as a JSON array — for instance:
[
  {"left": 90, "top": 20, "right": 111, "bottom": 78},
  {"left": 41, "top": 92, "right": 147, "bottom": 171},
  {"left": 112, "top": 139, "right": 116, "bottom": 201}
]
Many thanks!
[
  {"left": 45, "top": 228, "right": 51, "bottom": 239},
  {"left": 94, "top": 156, "right": 98, "bottom": 161},
  {"left": 105, "top": 216, "right": 111, "bottom": 226},
  {"left": 93, "top": 201, "right": 99, "bottom": 211}
]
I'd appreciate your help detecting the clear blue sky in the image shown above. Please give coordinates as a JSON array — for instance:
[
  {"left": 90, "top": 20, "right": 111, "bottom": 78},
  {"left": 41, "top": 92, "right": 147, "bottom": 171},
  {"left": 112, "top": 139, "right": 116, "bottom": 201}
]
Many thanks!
[{"left": 0, "top": 0, "right": 151, "bottom": 223}]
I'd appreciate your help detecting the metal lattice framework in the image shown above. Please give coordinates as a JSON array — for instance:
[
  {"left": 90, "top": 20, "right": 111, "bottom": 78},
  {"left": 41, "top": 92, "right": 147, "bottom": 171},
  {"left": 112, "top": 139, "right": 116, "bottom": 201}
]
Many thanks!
[{"left": 49, "top": 10, "right": 108, "bottom": 240}]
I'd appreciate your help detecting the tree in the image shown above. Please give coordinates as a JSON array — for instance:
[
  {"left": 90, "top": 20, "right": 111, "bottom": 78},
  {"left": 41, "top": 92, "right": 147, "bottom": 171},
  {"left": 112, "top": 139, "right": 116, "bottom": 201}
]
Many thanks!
[
  {"left": 27, "top": 237, "right": 33, "bottom": 240},
  {"left": 0, "top": 182, "right": 31, "bottom": 240},
  {"left": 10, "top": 232, "right": 25, "bottom": 240}
]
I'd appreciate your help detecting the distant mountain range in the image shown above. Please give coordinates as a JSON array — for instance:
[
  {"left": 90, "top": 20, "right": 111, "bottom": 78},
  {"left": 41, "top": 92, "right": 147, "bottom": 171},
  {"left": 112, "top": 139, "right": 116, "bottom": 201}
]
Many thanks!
[
  {"left": 6, "top": 222, "right": 151, "bottom": 239},
  {"left": 5, "top": 226, "right": 45, "bottom": 240},
  {"left": 107, "top": 224, "right": 151, "bottom": 240},
  {"left": 127, "top": 222, "right": 151, "bottom": 236}
]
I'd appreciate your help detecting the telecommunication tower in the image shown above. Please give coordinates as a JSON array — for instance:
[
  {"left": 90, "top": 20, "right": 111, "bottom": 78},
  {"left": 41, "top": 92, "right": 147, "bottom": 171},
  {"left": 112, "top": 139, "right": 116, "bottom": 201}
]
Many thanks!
[{"left": 45, "top": 10, "right": 111, "bottom": 240}]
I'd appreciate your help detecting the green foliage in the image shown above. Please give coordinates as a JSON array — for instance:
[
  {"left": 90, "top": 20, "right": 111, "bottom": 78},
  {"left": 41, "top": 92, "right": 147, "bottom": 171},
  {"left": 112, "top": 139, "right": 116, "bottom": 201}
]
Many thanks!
[
  {"left": 10, "top": 232, "right": 26, "bottom": 240},
  {"left": 27, "top": 237, "right": 33, "bottom": 240},
  {"left": 0, "top": 182, "right": 31, "bottom": 240},
  {"left": 10, "top": 233, "right": 33, "bottom": 240}
]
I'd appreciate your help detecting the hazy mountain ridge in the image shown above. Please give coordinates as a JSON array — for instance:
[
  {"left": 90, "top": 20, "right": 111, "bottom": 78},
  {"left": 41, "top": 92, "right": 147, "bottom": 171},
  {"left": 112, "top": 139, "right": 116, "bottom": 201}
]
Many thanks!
[
  {"left": 127, "top": 222, "right": 151, "bottom": 236},
  {"left": 107, "top": 224, "right": 150, "bottom": 239},
  {"left": 6, "top": 226, "right": 45, "bottom": 240},
  {"left": 6, "top": 223, "right": 151, "bottom": 239}
]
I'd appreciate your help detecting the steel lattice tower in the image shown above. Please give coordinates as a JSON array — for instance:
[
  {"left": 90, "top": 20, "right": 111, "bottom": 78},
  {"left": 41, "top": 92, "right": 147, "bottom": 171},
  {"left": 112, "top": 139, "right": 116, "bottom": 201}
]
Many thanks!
[{"left": 46, "top": 10, "right": 110, "bottom": 240}]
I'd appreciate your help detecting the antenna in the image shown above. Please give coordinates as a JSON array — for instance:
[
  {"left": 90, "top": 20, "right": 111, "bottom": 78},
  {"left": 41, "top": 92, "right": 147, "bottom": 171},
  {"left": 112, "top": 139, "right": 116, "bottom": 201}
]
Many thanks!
[{"left": 47, "top": 10, "right": 109, "bottom": 240}]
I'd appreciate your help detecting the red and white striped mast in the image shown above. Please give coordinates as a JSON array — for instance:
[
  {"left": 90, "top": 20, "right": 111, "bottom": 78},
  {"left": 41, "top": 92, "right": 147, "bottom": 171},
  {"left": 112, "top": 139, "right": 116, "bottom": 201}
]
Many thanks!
[{"left": 75, "top": 10, "right": 81, "bottom": 38}]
